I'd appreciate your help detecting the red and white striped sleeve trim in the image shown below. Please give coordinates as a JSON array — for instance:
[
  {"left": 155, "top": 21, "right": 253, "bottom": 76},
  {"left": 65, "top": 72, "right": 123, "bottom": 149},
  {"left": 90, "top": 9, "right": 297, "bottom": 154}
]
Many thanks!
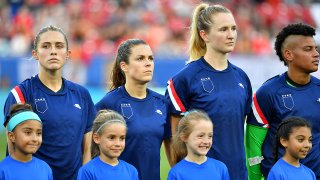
[
  {"left": 252, "top": 93, "right": 269, "bottom": 128},
  {"left": 167, "top": 79, "right": 186, "bottom": 113},
  {"left": 10, "top": 86, "right": 26, "bottom": 104}
]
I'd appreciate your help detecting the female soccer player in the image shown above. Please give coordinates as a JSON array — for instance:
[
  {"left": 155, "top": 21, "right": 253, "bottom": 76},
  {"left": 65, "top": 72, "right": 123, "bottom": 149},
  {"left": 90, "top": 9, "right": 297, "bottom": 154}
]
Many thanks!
[
  {"left": 165, "top": 3, "right": 252, "bottom": 179},
  {"left": 3, "top": 25, "right": 96, "bottom": 180},
  {"left": 95, "top": 39, "right": 171, "bottom": 180}
]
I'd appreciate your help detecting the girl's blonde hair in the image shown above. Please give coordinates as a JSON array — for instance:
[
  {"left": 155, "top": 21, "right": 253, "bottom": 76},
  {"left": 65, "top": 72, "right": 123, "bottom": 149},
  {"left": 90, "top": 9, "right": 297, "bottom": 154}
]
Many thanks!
[
  {"left": 91, "top": 109, "right": 126, "bottom": 158},
  {"left": 172, "top": 110, "right": 213, "bottom": 165},
  {"left": 188, "top": 3, "right": 231, "bottom": 62}
]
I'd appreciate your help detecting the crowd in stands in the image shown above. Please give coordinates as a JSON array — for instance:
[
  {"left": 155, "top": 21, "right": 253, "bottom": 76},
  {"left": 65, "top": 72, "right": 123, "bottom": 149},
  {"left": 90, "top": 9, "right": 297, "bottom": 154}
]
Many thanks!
[{"left": 0, "top": 0, "right": 319, "bottom": 65}]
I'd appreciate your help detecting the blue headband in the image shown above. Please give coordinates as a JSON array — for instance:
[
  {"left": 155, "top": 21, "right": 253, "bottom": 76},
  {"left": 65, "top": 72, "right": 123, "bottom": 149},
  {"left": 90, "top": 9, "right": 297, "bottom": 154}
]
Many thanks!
[{"left": 7, "top": 111, "right": 42, "bottom": 132}]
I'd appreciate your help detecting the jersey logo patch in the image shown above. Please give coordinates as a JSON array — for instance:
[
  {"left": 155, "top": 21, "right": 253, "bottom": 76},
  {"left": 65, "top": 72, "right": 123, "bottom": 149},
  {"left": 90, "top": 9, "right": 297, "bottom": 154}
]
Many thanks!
[
  {"left": 35, "top": 98, "right": 48, "bottom": 114},
  {"left": 282, "top": 94, "right": 294, "bottom": 110},
  {"left": 201, "top": 77, "right": 214, "bottom": 93},
  {"left": 317, "top": 98, "right": 320, "bottom": 103},
  {"left": 155, "top": 109, "right": 162, "bottom": 115},
  {"left": 121, "top": 103, "right": 133, "bottom": 119},
  {"left": 74, "top": 104, "right": 81, "bottom": 109},
  {"left": 238, "top": 83, "right": 244, "bottom": 88}
]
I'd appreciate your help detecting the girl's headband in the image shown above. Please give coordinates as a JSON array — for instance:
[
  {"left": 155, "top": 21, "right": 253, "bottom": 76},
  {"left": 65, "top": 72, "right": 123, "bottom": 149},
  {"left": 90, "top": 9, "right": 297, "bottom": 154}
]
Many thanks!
[
  {"left": 96, "top": 119, "right": 126, "bottom": 133},
  {"left": 7, "top": 111, "right": 42, "bottom": 132}
]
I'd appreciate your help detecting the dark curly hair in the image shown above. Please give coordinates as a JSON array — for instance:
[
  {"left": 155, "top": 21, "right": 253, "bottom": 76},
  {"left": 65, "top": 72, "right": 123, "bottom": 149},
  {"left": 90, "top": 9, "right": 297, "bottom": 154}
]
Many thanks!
[{"left": 274, "top": 23, "right": 315, "bottom": 66}]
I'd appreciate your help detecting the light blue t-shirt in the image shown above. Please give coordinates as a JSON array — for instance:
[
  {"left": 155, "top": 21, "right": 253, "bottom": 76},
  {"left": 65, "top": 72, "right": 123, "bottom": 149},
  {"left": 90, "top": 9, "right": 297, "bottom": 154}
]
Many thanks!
[
  {"left": 167, "top": 157, "right": 230, "bottom": 180},
  {"left": 77, "top": 157, "right": 138, "bottom": 180},
  {"left": 268, "top": 158, "right": 316, "bottom": 180},
  {"left": 0, "top": 156, "right": 53, "bottom": 180}
]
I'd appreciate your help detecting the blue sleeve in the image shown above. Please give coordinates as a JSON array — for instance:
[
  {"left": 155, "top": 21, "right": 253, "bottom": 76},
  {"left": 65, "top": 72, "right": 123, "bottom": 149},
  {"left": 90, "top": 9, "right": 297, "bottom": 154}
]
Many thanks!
[
  {"left": 165, "top": 76, "right": 190, "bottom": 115},
  {"left": 95, "top": 96, "right": 108, "bottom": 112},
  {"left": 244, "top": 73, "right": 253, "bottom": 116},
  {"left": 3, "top": 85, "right": 27, "bottom": 126},
  {"left": 84, "top": 89, "right": 96, "bottom": 133},
  {"left": 77, "top": 167, "right": 93, "bottom": 180},
  {"left": 247, "top": 87, "right": 273, "bottom": 128},
  {"left": 163, "top": 101, "right": 172, "bottom": 139},
  {"left": 222, "top": 164, "right": 230, "bottom": 180},
  {"left": 267, "top": 170, "right": 282, "bottom": 180},
  {"left": 167, "top": 169, "right": 177, "bottom": 180}
]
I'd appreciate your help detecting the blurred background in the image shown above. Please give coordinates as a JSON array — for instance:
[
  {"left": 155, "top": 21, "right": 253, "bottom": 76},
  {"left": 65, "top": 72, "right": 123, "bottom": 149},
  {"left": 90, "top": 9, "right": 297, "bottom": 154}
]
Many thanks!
[{"left": 0, "top": 0, "right": 320, "bottom": 177}]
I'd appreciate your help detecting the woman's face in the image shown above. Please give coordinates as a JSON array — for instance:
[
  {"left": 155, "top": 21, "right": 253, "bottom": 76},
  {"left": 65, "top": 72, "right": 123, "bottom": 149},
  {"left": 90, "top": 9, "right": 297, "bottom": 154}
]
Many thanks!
[
  {"left": 121, "top": 44, "right": 154, "bottom": 85},
  {"left": 202, "top": 12, "right": 237, "bottom": 54},
  {"left": 32, "top": 31, "right": 70, "bottom": 73}
]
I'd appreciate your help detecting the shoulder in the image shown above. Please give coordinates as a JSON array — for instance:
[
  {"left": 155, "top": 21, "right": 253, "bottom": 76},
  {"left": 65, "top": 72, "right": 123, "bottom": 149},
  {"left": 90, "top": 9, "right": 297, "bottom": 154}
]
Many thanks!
[
  {"left": 256, "top": 74, "right": 283, "bottom": 95},
  {"left": 310, "top": 75, "right": 320, "bottom": 86},
  {"left": 95, "top": 88, "right": 122, "bottom": 107},
  {"left": 171, "top": 60, "right": 203, "bottom": 81},
  {"left": 64, "top": 79, "right": 89, "bottom": 93},
  {"left": 300, "top": 164, "right": 316, "bottom": 177},
  {"left": 206, "top": 158, "right": 228, "bottom": 169},
  {"left": 119, "top": 160, "right": 136, "bottom": 170},
  {"left": 32, "top": 157, "right": 52, "bottom": 172},
  {"left": 80, "top": 157, "right": 99, "bottom": 171}
]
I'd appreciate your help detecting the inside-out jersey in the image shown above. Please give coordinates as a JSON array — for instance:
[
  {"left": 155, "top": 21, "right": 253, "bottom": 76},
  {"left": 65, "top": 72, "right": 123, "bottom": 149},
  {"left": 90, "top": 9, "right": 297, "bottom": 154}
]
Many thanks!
[
  {"left": 3, "top": 74, "right": 96, "bottom": 180},
  {"left": 95, "top": 86, "right": 171, "bottom": 180},
  {"left": 166, "top": 57, "right": 252, "bottom": 180},
  {"left": 247, "top": 73, "right": 320, "bottom": 178}
]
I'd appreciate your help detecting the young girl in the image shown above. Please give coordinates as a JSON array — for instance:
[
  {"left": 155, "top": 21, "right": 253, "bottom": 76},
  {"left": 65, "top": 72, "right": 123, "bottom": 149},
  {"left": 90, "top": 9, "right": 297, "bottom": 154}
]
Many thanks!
[
  {"left": 167, "top": 110, "right": 229, "bottom": 180},
  {"left": 165, "top": 3, "right": 252, "bottom": 179},
  {"left": 77, "top": 110, "right": 138, "bottom": 180},
  {"left": 95, "top": 39, "right": 171, "bottom": 180},
  {"left": 267, "top": 117, "right": 316, "bottom": 180},
  {"left": 0, "top": 104, "right": 53, "bottom": 179}
]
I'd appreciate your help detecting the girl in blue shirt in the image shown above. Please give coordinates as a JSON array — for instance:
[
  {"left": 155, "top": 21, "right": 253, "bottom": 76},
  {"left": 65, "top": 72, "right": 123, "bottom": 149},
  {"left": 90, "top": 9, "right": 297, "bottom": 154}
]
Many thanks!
[
  {"left": 77, "top": 110, "right": 138, "bottom": 180},
  {"left": 95, "top": 39, "right": 172, "bottom": 180},
  {"left": 168, "top": 110, "right": 229, "bottom": 180},
  {"left": 0, "top": 104, "right": 53, "bottom": 180},
  {"left": 268, "top": 117, "right": 316, "bottom": 180}
]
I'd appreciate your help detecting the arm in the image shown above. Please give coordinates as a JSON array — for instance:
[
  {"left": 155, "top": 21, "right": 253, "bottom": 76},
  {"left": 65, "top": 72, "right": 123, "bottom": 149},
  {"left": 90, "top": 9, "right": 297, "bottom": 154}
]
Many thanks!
[
  {"left": 163, "top": 139, "right": 173, "bottom": 167},
  {"left": 245, "top": 123, "right": 268, "bottom": 180},
  {"left": 82, "top": 131, "right": 92, "bottom": 164}
]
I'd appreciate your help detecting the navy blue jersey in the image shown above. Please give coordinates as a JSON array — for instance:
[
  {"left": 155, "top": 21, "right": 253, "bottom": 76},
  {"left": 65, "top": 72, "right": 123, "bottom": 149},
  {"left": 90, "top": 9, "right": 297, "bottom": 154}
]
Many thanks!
[
  {"left": 247, "top": 73, "right": 320, "bottom": 178},
  {"left": 0, "top": 156, "right": 53, "bottom": 180},
  {"left": 168, "top": 158, "right": 230, "bottom": 180},
  {"left": 3, "top": 75, "right": 96, "bottom": 180},
  {"left": 95, "top": 86, "right": 171, "bottom": 180},
  {"left": 267, "top": 158, "right": 316, "bottom": 180},
  {"left": 166, "top": 57, "right": 252, "bottom": 180},
  {"left": 77, "top": 157, "right": 138, "bottom": 180}
]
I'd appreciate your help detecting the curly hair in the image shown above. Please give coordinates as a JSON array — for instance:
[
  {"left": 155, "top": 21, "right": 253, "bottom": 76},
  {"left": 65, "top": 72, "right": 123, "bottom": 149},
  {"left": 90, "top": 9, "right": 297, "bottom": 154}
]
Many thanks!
[{"left": 274, "top": 23, "right": 315, "bottom": 66}]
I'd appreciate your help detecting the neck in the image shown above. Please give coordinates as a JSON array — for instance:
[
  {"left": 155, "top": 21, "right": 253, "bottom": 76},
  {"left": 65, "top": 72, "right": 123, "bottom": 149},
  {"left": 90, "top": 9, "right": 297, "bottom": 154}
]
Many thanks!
[
  {"left": 99, "top": 155, "right": 119, "bottom": 166},
  {"left": 282, "top": 154, "right": 300, "bottom": 167},
  {"left": 185, "top": 153, "right": 207, "bottom": 165},
  {"left": 11, "top": 151, "right": 32, "bottom": 163},
  {"left": 39, "top": 70, "right": 63, "bottom": 92},
  {"left": 287, "top": 69, "right": 310, "bottom": 85},
  {"left": 124, "top": 81, "right": 147, "bottom": 99},
  {"left": 203, "top": 49, "right": 228, "bottom": 71}
]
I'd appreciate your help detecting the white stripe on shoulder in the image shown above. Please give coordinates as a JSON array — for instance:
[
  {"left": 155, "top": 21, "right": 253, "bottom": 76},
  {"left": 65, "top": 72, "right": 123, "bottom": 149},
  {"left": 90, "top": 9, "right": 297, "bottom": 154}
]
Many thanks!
[
  {"left": 167, "top": 81, "right": 181, "bottom": 112},
  {"left": 11, "top": 88, "right": 21, "bottom": 103}
]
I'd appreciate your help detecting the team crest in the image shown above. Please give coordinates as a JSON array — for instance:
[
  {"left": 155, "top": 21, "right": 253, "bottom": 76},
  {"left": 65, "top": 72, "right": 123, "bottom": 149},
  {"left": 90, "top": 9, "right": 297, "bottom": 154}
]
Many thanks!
[
  {"left": 121, "top": 103, "right": 133, "bottom": 119},
  {"left": 282, "top": 94, "right": 294, "bottom": 110},
  {"left": 35, "top": 98, "right": 48, "bottom": 114},
  {"left": 201, "top": 77, "right": 214, "bottom": 93}
]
